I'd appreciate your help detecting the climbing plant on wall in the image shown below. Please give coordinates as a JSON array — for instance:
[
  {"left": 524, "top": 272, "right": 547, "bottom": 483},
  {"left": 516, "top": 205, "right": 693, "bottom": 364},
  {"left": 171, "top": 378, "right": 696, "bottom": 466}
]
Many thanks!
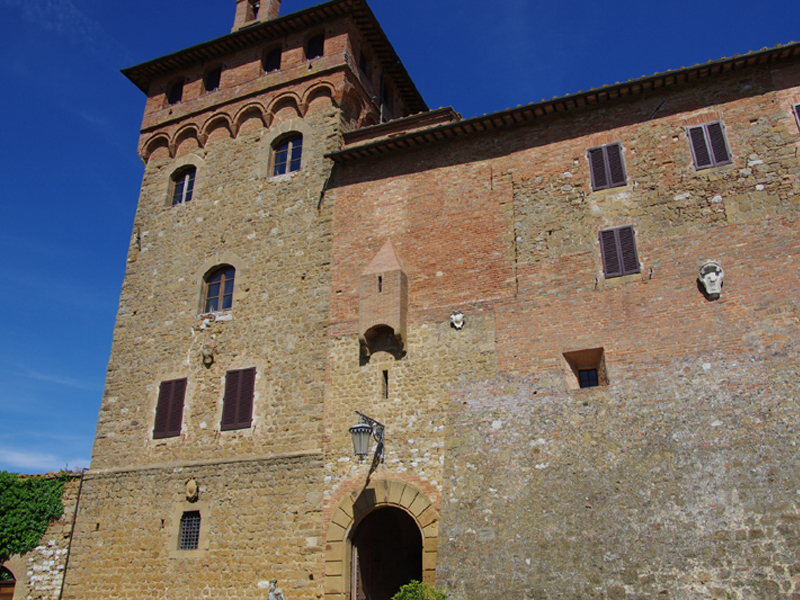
[{"left": 0, "top": 472, "right": 67, "bottom": 562}]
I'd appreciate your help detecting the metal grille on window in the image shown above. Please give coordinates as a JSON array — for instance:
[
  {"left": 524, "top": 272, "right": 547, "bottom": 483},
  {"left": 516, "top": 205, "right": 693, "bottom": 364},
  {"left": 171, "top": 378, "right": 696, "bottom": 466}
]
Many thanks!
[
  {"left": 579, "top": 368, "right": 599, "bottom": 388},
  {"left": 179, "top": 511, "right": 201, "bottom": 550}
]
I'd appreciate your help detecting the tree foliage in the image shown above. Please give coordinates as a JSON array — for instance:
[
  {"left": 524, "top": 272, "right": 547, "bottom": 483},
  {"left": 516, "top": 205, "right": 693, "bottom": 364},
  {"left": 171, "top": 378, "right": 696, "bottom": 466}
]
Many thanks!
[
  {"left": 392, "top": 581, "right": 447, "bottom": 600},
  {"left": 0, "top": 472, "right": 67, "bottom": 562}
]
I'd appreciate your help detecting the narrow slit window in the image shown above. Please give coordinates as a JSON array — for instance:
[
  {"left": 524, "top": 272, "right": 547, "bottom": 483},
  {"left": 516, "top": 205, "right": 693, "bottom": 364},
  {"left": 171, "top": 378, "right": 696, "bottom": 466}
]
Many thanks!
[
  {"left": 179, "top": 511, "right": 201, "bottom": 550},
  {"left": 382, "top": 370, "right": 389, "bottom": 399},
  {"left": 378, "top": 276, "right": 383, "bottom": 292}
]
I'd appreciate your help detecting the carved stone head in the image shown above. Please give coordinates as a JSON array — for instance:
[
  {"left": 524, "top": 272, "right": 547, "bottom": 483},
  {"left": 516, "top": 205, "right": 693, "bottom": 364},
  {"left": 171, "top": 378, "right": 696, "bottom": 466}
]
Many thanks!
[
  {"left": 698, "top": 260, "right": 724, "bottom": 300},
  {"left": 450, "top": 310, "right": 465, "bottom": 330}
]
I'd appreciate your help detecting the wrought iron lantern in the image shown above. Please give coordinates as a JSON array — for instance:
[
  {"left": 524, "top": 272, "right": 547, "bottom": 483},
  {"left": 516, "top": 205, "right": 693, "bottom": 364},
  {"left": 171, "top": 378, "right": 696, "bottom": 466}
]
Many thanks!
[{"left": 349, "top": 411, "right": 384, "bottom": 463}]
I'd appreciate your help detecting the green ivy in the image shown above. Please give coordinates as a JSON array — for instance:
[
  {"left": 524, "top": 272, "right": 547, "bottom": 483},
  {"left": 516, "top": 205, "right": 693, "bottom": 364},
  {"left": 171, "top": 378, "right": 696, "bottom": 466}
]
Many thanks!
[
  {"left": 0, "top": 472, "right": 68, "bottom": 563},
  {"left": 392, "top": 581, "right": 447, "bottom": 600}
]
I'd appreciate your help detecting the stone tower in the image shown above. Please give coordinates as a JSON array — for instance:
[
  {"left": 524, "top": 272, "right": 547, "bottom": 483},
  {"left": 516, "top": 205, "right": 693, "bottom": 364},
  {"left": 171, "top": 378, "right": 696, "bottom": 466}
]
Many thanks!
[{"left": 61, "top": 2, "right": 427, "bottom": 598}]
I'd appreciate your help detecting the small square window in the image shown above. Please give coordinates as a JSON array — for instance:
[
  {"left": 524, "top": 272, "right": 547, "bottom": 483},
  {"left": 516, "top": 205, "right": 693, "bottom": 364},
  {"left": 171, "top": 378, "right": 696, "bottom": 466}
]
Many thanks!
[
  {"left": 179, "top": 511, "right": 201, "bottom": 550},
  {"left": 563, "top": 348, "right": 607, "bottom": 390},
  {"left": 578, "top": 369, "right": 599, "bottom": 388}
]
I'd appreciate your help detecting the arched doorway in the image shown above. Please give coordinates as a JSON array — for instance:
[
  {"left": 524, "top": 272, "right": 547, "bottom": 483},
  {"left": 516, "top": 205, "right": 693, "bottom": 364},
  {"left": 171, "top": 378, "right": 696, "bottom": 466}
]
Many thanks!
[
  {"left": 351, "top": 507, "right": 422, "bottom": 600},
  {"left": 0, "top": 567, "right": 15, "bottom": 600}
]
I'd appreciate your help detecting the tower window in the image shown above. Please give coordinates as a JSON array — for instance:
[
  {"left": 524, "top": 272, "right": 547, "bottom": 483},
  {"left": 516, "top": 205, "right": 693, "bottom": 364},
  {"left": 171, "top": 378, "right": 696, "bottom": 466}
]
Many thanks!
[
  {"left": 204, "top": 67, "right": 221, "bottom": 93},
  {"left": 171, "top": 167, "right": 196, "bottom": 205},
  {"left": 179, "top": 511, "right": 201, "bottom": 550},
  {"left": 588, "top": 142, "right": 626, "bottom": 191},
  {"left": 221, "top": 367, "right": 256, "bottom": 431},
  {"left": 204, "top": 266, "right": 235, "bottom": 313},
  {"left": 153, "top": 378, "right": 187, "bottom": 439},
  {"left": 306, "top": 34, "right": 324, "bottom": 60},
  {"left": 250, "top": 0, "right": 260, "bottom": 20},
  {"left": 687, "top": 121, "right": 731, "bottom": 170},
  {"left": 168, "top": 80, "right": 184, "bottom": 105},
  {"left": 263, "top": 47, "right": 282, "bottom": 73},
  {"left": 273, "top": 134, "right": 303, "bottom": 175},
  {"left": 359, "top": 51, "right": 371, "bottom": 76}
]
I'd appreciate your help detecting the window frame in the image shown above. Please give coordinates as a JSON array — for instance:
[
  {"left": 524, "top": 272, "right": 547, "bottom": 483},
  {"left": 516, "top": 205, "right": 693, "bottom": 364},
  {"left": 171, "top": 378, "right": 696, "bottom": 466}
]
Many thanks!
[
  {"left": 203, "top": 265, "right": 235, "bottom": 313},
  {"left": 272, "top": 134, "right": 303, "bottom": 176},
  {"left": 686, "top": 121, "right": 732, "bottom": 170},
  {"left": 178, "top": 511, "right": 201, "bottom": 551},
  {"left": 171, "top": 166, "right": 196, "bottom": 206},
  {"left": 599, "top": 225, "right": 640, "bottom": 279},
  {"left": 221, "top": 367, "right": 256, "bottom": 431},
  {"left": 153, "top": 378, "right": 187, "bottom": 439},
  {"left": 587, "top": 142, "right": 627, "bottom": 191}
]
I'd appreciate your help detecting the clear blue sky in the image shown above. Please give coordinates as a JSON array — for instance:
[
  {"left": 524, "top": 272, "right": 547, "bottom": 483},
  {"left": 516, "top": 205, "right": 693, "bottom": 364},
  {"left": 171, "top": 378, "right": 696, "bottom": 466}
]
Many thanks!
[{"left": 1, "top": 0, "right": 798, "bottom": 474}]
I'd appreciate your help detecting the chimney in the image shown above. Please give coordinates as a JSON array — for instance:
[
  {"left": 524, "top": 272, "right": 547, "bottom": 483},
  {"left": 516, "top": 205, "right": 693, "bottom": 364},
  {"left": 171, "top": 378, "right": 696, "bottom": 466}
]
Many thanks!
[{"left": 232, "top": 0, "right": 281, "bottom": 31}]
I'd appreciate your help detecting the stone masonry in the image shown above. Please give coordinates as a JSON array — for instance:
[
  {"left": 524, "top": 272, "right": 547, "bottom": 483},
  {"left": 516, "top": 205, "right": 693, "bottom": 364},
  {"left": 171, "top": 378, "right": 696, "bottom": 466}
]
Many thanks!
[{"left": 62, "top": 1, "right": 800, "bottom": 599}]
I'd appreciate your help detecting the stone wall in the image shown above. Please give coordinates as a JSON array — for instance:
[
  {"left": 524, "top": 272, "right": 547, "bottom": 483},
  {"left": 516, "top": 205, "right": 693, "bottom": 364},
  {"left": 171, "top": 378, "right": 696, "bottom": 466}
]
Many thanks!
[
  {"left": 62, "top": 456, "right": 323, "bottom": 599},
  {"left": 325, "top": 59, "right": 800, "bottom": 599},
  {"left": 2, "top": 474, "right": 81, "bottom": 600}
]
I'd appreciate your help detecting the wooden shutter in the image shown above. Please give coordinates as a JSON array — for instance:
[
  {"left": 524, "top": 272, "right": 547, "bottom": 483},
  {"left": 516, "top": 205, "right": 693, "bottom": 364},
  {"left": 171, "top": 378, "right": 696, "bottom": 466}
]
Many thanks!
[
  {"left": 688, "top": 125, "right": 712, "bottom": 169},
  {"left": 599, "top": 226, "right": 640, "bottom": 278},
  {"left": 588, "top": 147, "right": 608, "bottom": 190},
  {"left": 794, "top": 104, "right": 800, "bottom": 130},
  {"left": 706, "top": 122, "right": 731, "bottom": 165},
  {"left": 606, "top": 143, "right": 626, "bottom": 187},
  {"left": 154, "top": 378, "right": 187, "bottom": 439},
  {"left": 599, "top": 229, "right": 622, "bottom": 277},
  {"left": 221, "top": 368, "right": 256, "bottom": 431}
]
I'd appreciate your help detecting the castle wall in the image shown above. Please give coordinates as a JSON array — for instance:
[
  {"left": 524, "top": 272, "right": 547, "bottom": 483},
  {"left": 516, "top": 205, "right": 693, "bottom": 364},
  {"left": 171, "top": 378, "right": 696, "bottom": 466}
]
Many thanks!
[{"left": 326, "top": 61, "right": 800, "bottom": 599}]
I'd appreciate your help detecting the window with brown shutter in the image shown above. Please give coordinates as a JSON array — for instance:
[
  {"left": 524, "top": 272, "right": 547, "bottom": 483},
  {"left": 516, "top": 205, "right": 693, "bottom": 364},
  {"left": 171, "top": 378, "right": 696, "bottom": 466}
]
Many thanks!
[
  {"left": 687, "top": 121, "right": 731, "bottom": 169},
  {"left": 153, "top": 378, "right": 187, "bottom": 439},
  {"left": 599, "top": 225, "right": 640, "bottom": 278},
  {"left": 221, "top": 367, "right": 256, "bottom": 431},
  {"left": 588, "top": 142, "right": 627, "bottom": 191},
  {"left": 793, "top": 104, "right": 800, "bottom": 131}
]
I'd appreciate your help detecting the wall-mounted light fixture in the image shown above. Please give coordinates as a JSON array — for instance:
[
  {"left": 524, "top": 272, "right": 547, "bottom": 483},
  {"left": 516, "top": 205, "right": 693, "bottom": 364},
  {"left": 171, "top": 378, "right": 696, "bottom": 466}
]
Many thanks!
[{"left": 349, "top": 411, "right": 384, "bottom": 464}]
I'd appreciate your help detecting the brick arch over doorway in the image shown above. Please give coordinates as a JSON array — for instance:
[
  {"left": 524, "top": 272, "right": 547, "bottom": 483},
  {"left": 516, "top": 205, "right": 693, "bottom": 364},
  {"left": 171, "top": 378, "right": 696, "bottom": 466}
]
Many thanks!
[{"left": 324, "top": 479, "right": 439, "bottom": 600}]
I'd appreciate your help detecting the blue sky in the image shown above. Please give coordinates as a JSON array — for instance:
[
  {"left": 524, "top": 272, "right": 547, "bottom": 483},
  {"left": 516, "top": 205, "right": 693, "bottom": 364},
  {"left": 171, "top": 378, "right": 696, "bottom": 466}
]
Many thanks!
[{"left": 1, "top": 0, "right": 798, "bottom": 474}]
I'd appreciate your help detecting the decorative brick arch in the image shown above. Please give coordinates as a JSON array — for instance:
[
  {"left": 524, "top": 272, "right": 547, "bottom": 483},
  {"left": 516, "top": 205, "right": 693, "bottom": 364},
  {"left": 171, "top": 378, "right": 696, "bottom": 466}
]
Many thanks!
[{"left": 324, "top": 479, "right": 439, "bottom": 600}]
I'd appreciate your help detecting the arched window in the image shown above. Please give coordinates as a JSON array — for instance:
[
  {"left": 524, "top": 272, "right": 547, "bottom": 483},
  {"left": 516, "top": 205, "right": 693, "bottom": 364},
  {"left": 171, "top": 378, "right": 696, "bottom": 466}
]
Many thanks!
[
  {"left": 204, "top": 266, "right": 235, "bottom": 313},
  {"left": 272, "top": 134, "right": 302, "bottom": 176},
  {"left": 263, "top": 47, "right": 281, "bottom": 73},
  {"left": 204, "top": 67, "right": 221, "bottom": 93},
  {"left": 168, "top": 80, "right": 183, "bottom": 105},
  {"left": 306, "top": 34, "right": 324, "bottom": 60},
  {"left": 171, "top": 167, "right": 196, "bottom": 205}
]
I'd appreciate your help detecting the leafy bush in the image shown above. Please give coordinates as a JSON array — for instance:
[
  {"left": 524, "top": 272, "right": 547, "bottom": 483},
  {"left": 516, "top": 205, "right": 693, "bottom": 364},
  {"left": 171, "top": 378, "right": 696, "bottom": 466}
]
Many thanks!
[
  {"left": 0, "top": 472, "right": 67, "bottom": 562},
  {"left": 392, "top": 580, "right": 446, "bottom": 600}
]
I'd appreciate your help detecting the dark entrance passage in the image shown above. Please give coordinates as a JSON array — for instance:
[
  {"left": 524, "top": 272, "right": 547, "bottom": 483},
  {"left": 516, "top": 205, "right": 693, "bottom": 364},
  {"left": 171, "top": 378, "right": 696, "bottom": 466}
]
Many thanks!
[
  {"left": 351, "top": 507, "right": 422, "bottom": 600},
  {"left": 0, "top": 567, "right": 16, "bottom": 600}
]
